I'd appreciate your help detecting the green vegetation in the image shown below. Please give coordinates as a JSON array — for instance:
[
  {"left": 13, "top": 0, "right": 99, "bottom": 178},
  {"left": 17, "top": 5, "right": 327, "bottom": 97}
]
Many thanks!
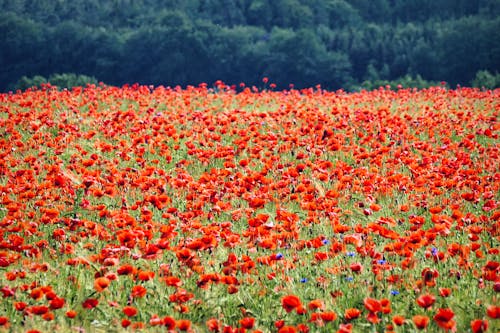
[
  {"left": 13, "top": 73, "right": 98, "bottom": 91},
  {"left": 0, "top": 0, "right": 499, "bottom": 91}
]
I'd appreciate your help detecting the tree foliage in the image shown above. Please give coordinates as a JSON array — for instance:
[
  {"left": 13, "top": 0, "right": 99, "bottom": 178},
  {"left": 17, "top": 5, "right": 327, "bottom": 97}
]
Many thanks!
[{"left": 0, "top": 0, "right": 498, "bottom": 91}]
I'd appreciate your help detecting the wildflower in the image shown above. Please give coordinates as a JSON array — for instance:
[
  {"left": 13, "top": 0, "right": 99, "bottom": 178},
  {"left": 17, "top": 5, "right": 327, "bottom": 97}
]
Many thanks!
[
  {"left": 164, "top": 276, "right": 182, "bottom": 287},
  {"left": 364, "top": 298, "right": 381, "bottom": 313},
  {"left": 320, "top": 311, "right": 337, "bottom": 322},
  {"left": 350, "top": 262, "right": 363, "bottom": 273},
  {"left": 162, "top": 316, "right": 176, "bottom": 329},
  {"left": 392, "top": 315, "right": 405, "bottom": 326},
  {"left": 121, "top": 319, "right": 131, "bottom": 328},
  {"left": 82, "top": 298, "right": 98, "bottom": 309},
  {"left": 433, "top": 308, "right": 456, "bottom": 331},
  {"left": 14, "top": 302, "right": 26, "bottom": 311},
  {"left": 123, "top": 306, "right": 138, "bottom": 317},
  {"left": 131, "top": 285, "right": 147, "bottom": 298},
  {"left": 412, "top": 315, "right": 429, "bottom": 329},
  {"left": 381, "top": 298, "right": 391, "bottom": 314},
  {"left": 282, "top": 295, "right": 302, "bottom": 313},
  {"left": 438, "top": 288, "right": 451, "bottom": 297},
  {"left": 42, "top": 312, "right": 55, "bottom": 321},
  {"left": 177, "top": 319, "right": 191, "bottom": 331},
  {"left": 486, "top": 305, "right": 499, "bottom": 319},
  {"left": 149, "top": 314, "right": 162, "bottom": 326},
  {"left": 49, "top": 297, "right": 65, "bottom": 309},
  {"left": 470, "top": 319, "right": 488, "bottom": 333},
  {"left": 207, "top": 318, "right": 220, "bottom": 331},
  {"left": 296, "top": 305, "right": 307, "bottom": 315},
  {"left": 94, "top": 276, "right": 111, "bottom": 292},
  {"left": 344, "top": 308, "right": 361, "bottom": 321},
  {"left": 0, "top": 317, "right": 8, "bottom": 327},
  {"left": 239, "top": 317, "right": 255, "bottom": 329},
  {"left": 29, "top": 305, "right": 49, "bottom": 315},
  {"left": 416, "top": 294, "right": 436, "bottom": 309},
  {"left": 308, "top": 299, "right": 325, "bottom": 311},
  {"left": 137, "top": 270, "right": 155, "bottom": 281},
  {"left": 66, "top": 310, "right": 77, "bottom": 318}
]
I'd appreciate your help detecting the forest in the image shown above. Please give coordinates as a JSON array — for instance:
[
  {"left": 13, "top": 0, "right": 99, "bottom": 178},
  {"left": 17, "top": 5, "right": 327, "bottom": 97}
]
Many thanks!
[{"left": 1, "top": 0, "right": 499, "bottom": 91}]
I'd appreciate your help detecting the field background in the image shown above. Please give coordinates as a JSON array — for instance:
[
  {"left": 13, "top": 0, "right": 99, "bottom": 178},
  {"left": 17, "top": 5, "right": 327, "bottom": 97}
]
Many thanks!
[
  {"left": 0, "top": 84, "right": 498, "bottom": 332},
  {"left": 1, "top": 0, "right": 499, "bottom": 332},
  {"left": 1, "top": 0, "right": 500, "bottom": 92}
]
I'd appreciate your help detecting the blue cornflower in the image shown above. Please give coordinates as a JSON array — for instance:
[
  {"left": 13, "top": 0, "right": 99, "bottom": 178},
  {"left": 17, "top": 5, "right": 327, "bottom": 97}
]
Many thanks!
[
  {"left": 391, "top": 290, "right": 400, "bottom": 295},
  {"left": 275, "top": 253, "right": 283, "bottom": 260},
  {"left": 346, "top": 251, "right": 356, "bottom": 257},
  {"left": 377, "top": 259, "right": 387, "bottom": 265},
  {"left": 300, "top": 278, "right": 308, "bottom": 283},
  {"left": 345, "top": 276, "right": 353, "bottom": 282},
  {"left": 431, "top": 247, "right": 438, "bottom": 256},
  {"left": 322, "top": 239, "right": 330, "bottom": 245}
]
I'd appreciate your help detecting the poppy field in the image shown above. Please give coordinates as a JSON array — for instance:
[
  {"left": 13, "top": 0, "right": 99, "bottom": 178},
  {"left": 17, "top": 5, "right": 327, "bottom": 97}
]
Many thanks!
[{"left": 0, "top": 82, "right": 499, "bottom": 332}]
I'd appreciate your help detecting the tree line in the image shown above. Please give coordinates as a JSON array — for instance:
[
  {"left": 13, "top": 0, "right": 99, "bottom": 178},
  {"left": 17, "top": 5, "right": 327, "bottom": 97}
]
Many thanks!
[{"left": 1, "top": 0, "right": 499, "bottom": 91}]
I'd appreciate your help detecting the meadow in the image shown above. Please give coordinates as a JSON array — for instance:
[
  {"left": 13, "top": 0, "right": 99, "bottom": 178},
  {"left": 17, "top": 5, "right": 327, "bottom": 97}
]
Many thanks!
[{"left": 0, "top": 82, "right": 498, "bottom": 332}]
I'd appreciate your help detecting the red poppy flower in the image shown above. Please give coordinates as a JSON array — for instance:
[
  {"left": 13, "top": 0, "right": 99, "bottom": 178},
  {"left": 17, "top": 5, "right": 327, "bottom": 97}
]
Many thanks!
[
  {"left": 296, "top": 305, "right": 307, "bottom": 315},
  {"left": 177, "top": 319, "right": 191, "bottom": 331},
  {"left": 350, "top": 262, "right": 363, "bottom": 273},
  {"left": 308, "top": 299, "right": 325, "bottom": 311},
  {"left": 49, "top": 297, "right": 65, "bottom": 309},
  {"left": 121, "top": 319, "right": 131, "bottom": 328},
  {"left": 164, "top": 276, "right": 182, "bottom": 287},
  {"left": 207, "top": 318, "right": 220, "bottom": 332},
  {"left": 486, "top": 305, "right": 500, "bottom": 319},
  {"left": 117, "top": 264, "right": 136, "bottom": 275},
  {"left": 131, "top": 285, "right": 147, "bottom": 298},
  {"left": 82, "top": 298, "right": 98, "bottom": 309},
  {"left": 123, "top": 306, "right": 137, "bottom": 317},
  {"left": 282, "top": 295, "right": 302, "bottom": 313},
  {"left": 29, "top": 305, "right": 49, "bottom": 315},
  {"left": 66, "top": 310, "right": 77, "bottom": 318},
  {"left": 393, "top": 315, "right": 405, "bottom": 326},
  {"left": 320, "top": 311, "right": 337, "bottom": 322},
  {"left": 163, "top": 316, "right": 176, "bottom": 329},
  {"left": 344, "top": 308, "right": 361, "bottom": 321},
  {"left": 470, "top": 319, "right": 488, "bottom": 333},
  {"left": 239, "top": 317, "right": 255, "bottom": 329},
  {"left": 278, "top": 326, "right": 297, "bottom": 333},
  {"left": 94, "top": 276, "right": 110, "bottom": 292},
  {"left": 30, "top": 287, "right": 43, "bottom": 300},
  {"left": 367, "top": 311, "right": 380, "bottom": 324},
  {"left": 433, "top": 308, "right": 455, "bottom": 331},
  {"left": 438, "top": 288, "right": 451, "bottom": 297},
  {"left": 0, "top": 317, "right": 8, "bottom": 327},
  {"left": 380, "top": 298, "right": 391, "bottom": 314},
  {"left": 364, "top": 297, "right": 382, "bottom": 313},
  {"left": 42, "top": 312, "right": 55, "bottom": 321},
  {"left": 412, "top": 315, "right": 429, "bottom": 329},
  {"left": 416, "top": 294, "right": 436, "bottom": 309},
  {"left": 137, "top": 270, "right": 155, "bottom": 281}
]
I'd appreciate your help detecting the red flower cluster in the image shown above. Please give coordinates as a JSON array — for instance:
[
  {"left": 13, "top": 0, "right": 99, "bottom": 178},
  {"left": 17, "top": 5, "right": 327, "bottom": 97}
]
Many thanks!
[{"left": 0, "top": 83, "right": 498, "bottom": 331}]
